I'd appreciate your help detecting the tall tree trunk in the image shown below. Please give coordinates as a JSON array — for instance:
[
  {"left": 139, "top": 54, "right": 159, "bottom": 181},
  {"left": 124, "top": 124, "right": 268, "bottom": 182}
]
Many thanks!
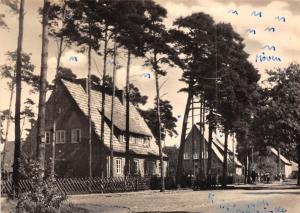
[
  {"left": 51, "top": 1, "right": 66, "bottom": 179},
  {"left": 87, "top": 43, "right": 92, "bottom": 178},
  {"left": 297, "top": 143, "right": 300, "bottom": 185},
  {"left": 241, "top": 132, "right": 248, "bottom": 184},
  {"left": 12, "top": 0, "right": 24, "bottom": 198},
  {"left": 245, "top": 151, "right": 249, "bottom": 184},
  {"left": 206, "top": 110, "right": 213, "bottom": 185},
  {"left": 125, "top": 49, "right": 131, "bottom": 176},
  {"left": 109, "top": 42, "right": 117, "bottom": 178},
  {"left": 154, "top": 68, "right": 165, "bottom": 192},
  {"left": 199, "top": 95, "right": 203, "bottom": 178},
  {"left": 36, "top": 0, "right": 49, "bottom": 180},
  {"left": 20, "top": 117, "right": 25, "bottom": 137},
  {"left": 2, "top": 80, "right": 14, "bottom": 170},
  {"left": 100, "top": 26, "right": 108, "bottom": 178},
  {"left": 191, "top": 96, "right": 194, "bottom": 176},
  {"left": 232, "top": 136, "right": 235, "bottom": 176},
  {"left": 202, "top": 100, "right": 206, "bottom": 178},
  {"left": 222, "top": 129, "right": 229, "bottom": 187},
  {"left": 176, "top": 85, "right": 192, "bottom": 187},
  {"left": 277, "top": 147, "right": 281, "bottom": 179}
]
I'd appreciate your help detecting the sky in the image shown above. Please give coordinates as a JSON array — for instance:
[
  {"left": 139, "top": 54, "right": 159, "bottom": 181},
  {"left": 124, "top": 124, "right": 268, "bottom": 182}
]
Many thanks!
[{"left": 0, "top": 0, "right": 300, "bottom": 147}]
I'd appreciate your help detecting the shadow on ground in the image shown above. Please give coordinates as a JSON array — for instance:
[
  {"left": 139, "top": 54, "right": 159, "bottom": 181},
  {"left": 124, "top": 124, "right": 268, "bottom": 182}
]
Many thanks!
[{"left": 242, "top": 191, "right": 300, "bottom": 195}]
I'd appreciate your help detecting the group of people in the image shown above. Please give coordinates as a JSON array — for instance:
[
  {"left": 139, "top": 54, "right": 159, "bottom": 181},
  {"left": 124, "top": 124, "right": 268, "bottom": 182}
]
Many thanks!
[{"left": 251, "top": 171, "right": 271, "bottom": 184}]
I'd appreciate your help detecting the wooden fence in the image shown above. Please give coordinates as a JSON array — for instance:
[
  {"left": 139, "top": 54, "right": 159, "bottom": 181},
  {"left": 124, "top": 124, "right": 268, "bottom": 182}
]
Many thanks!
[{"left": 1, "top": 176, "right": 152, "bottom": 196}]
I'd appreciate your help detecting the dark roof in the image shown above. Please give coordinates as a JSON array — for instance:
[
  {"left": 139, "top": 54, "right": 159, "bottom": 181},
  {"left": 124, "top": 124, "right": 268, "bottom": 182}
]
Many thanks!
[
  {"left": 62, "top": 80, "right": 152, "bottom": 136},
  {"left": 60, "top": 80, "right": 163, "bottom": 157}
]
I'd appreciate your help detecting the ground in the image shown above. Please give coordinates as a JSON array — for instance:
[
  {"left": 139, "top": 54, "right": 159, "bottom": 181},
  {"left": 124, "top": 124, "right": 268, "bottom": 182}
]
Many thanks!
[
  {"left": 2, "top": 181, "right": 300, "bottom": 213},
  {"left": 68, "top": 181, "right": 300, "bottom": 213}
]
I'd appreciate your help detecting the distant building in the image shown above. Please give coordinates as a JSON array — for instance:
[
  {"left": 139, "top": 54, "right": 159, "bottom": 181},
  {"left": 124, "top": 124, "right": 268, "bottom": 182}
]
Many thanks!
[
  {"left": 1, "top": 141, "right": 15, "bottom": 180},
  {"left": 24, "top": 79, "right": 167, "bottom": 178},
  {"left": 182, "top": 125, "right": 243, "bottom": 177},
  {"left": 268, "top": 147, "right": 298, "bottom": 178},
  {"left": 163, "top": 145, "right": 178, "bottom": 177}
]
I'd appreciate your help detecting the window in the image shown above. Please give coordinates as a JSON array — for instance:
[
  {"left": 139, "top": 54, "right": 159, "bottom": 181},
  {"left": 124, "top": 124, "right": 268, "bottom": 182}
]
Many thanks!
[
  {"left": 202, "top": 151, "right": 208, "bottom": 159},
  {"left": 56, "top": 130, "right": 65, "bottom": 144},
  {"left": 143, "top": 137, "right": 150, "bottom": 147},
  {"left": 184, "top": 153, "right": 189, "bottom": 160},
  {"left": 119, "top": 134, "right": 124, "bottom": 142},
  {"left": 193, "top": 153, "right": 199, "bottom": 159},
  {"left": 133, "top": 160, "right": 139, "bottom": 174},
  {"left": 116, "top": 158, "right": 122, "bottom": 174},
  {"left": 145, "top": 161, "right": 155, "bottom": 175},
  {"left": 45, "top": 131, "right": 51, "bottom": 144},
  {"left": 71, "top": 129, "right": 81, "bottom": 143}
]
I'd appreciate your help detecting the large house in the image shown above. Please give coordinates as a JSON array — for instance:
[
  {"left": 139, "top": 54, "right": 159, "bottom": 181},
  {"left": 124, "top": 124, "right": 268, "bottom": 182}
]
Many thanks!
[
  {"left": 24, "top": 78, "right": 167, "bottom": 178},
  {"left": 183, "top": 124, "right": 243, "bottom": 177}
]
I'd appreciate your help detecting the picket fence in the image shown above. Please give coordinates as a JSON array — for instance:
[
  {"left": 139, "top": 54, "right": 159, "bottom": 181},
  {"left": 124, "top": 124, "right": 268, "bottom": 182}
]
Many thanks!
[{"left": 1, "top": 176, "right": 152, "bottom": 196}]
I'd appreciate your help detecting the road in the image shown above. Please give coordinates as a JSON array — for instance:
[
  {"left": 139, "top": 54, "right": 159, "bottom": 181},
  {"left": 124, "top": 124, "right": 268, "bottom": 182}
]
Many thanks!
[{"left": 69, "top": 182, "right": 300, "bottom": 213}]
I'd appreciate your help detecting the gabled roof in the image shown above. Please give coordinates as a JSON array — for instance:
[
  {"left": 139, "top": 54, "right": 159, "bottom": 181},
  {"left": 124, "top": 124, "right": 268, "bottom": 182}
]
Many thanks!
[
  {"left": 212, "top": 139, "right": 243, "bottom": 167},
  {"left": 187, "top": 125, "right": 242, "bottom": 167},
  {"left": 60, "top": 79, "right": 162, "bottom": 157},
  {"left": 62, "top": 79, "right": 152, "bottom": 136},
  {"left": 269, "top": 147, "right": 292, "bottom": 165}
]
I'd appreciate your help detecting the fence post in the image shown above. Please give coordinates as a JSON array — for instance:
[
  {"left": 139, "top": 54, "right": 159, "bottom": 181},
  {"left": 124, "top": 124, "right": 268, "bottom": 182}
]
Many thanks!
[
  {"left": 100, "top": 178, "right": 103, "bottom": 194},
  {"left": 135, "top": 178, "right": 138, "bottom": 191}
]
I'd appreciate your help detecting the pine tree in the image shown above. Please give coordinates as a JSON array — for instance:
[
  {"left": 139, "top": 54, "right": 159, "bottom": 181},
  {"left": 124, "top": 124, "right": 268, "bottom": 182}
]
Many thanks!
[
  {"left": 12, "top": 0, "right": 24, "bottom": 197},
  {"left": 170, "top": 13, "right": 216, "bottom": 187},
  {"left": 36, "top": 0, "right": 50, "bottom": 183}
]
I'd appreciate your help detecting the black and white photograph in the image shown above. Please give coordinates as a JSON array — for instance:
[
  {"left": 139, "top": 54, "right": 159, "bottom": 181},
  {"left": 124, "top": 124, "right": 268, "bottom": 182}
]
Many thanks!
[{"left": 0, "top": 0, "right": 300, "bottom": 212}]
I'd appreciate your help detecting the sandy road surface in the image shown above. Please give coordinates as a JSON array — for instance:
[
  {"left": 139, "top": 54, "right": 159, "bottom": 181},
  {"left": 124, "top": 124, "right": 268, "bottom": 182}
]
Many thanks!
[{"left": 69, "top": 185, "right": 300, "bottom": 213}]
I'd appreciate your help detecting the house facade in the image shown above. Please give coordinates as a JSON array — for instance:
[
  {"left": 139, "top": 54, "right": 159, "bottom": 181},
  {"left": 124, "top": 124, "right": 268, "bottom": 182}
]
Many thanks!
[
  {"left": 268, "top": 147, "right": 298, "bottom": 178},
  {"left": 24, "top": 79, "right": 167, "bottom": 178},
  {"left": 182, "top": 125, "right": 243, "bottom": 177}
]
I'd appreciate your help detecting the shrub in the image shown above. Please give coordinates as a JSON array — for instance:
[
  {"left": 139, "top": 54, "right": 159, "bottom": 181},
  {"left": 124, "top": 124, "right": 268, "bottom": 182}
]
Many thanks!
[{"left": 16, "top": 160, "right": 67, "bottom": 213}]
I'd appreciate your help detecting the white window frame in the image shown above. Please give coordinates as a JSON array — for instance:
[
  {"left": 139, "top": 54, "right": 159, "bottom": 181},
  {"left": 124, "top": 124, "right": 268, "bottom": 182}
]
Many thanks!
[
  {"left": 116, "top": 158, "right": 122, "bottom": 174},
  {"left": 45, "top": 131, "right": 51, "bottom": 144},
  {"left": 184, "top": 153, "right": 189, "bottom": 160},
  {"left": 56, "top": 130, "right": 65, "bottom": 144},
  {"left": 193, "top": 153, "right": 199, "bottom": 160},
  {"left": 202, "top": 151, "right": 208, "bottom": 159},
  {"left": 71, "top": 128, "right": 81, "bottom": 143}
]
